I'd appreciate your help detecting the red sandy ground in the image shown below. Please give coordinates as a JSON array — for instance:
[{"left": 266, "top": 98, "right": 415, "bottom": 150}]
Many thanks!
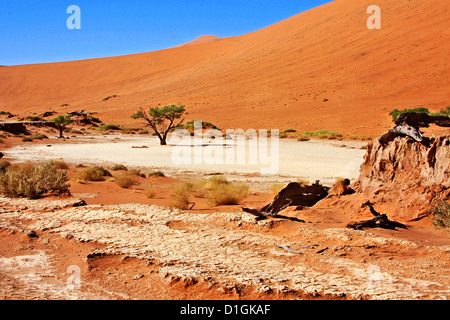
[{"left": 0, "top": 134, "right": 449, "bottom": 300}]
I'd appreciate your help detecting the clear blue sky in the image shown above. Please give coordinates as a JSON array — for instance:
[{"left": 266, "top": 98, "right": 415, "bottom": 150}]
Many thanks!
[{"left": 0, "top": 1, "right": 331, "bottom": 66}]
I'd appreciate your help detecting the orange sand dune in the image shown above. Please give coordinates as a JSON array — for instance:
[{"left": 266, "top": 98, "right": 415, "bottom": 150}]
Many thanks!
[
  {"left": 0, "top": 0, "right": 449, "bottom": 137},
  {"left": 176, "top": 35, "right": 222, "bottom": 48}
]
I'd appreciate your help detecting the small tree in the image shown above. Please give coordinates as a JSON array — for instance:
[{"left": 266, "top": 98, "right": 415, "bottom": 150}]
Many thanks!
[
  {"left": 131, "top": 105, "right": 186, "bottom": 145},
  {"left": 53, "top": 115, "right": 72, "bottom": 138}
]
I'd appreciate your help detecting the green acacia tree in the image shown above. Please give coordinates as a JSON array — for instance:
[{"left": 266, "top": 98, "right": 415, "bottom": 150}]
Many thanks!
[
  {"left": 53, "top": 115, "right": 72, "bottom": 138},
  {"left": 131, "top": 105, "right": 186, "bottom": 145}
]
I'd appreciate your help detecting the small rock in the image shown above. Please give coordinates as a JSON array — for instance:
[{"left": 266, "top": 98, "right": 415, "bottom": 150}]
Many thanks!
[
  {"left": 133, "top": 274, "right": 144, "bottom": 280},
  {"left": 27, "top": 230, "right": 38, "bottom": 239}
]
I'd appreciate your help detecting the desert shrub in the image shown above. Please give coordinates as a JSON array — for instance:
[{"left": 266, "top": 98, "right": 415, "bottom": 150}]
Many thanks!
[
  {"left": 144, "top": 186, "right": 156, "bottom": 199},
  {"left": 296, "top": 178, "right": 310, "bottom": 186},
  {"left": 21, "top": 136, "right": 33, "bottom": 142},
  {"left": 170, "top": 181, "right": 194, "bottom": 210},
  {"left": 301, "top": 130, "right": 342, "bottom": 140},
  {"left": 25, "top": 116, "right": 43, "bottom": 122},
  {"left": 97, "top": 123, "right": 123, "bottom": 131},
  {"left": 114, "top": 173, "right": 138, "bottom": 189},
  {"left": 206, "top": 182, "right": 249, "bottom": 206},
  {"left": 76, "top": 163, "right": 86, "bottom": 168},
  {"left": 389, "top": 108, "right": 430, "bottom": 121},
  {"left": 0, "top": 111, "right": 14, "bottom": 118},
  {"left": 86, "top": 113, "right": 102, "bottom": 124},
  {"left": 270, "top": 183, "right": 286, "bottom": 195},
  {"left": 111, "top": 164, "right": 128, "bottom": 171},
  {"left": 148, "top": 170, "right": 165, "bottom": 178},
  {"left": 432, "top": 106, "right": 450, "bottom": 117},
  {"left": 79, "top": 166, "right": 112, "bottom": 182},
  {"left": 51, "top": 160, "right": 69, "bottom": 170},
  {"left": 128, "top": 168, "right": 146, "bottom": 178},
  {"left": 283, "top": 128, "right": 297, "bottom": 133},
  {"left": 279, "top": 132, "right": 287, "bottom": 139},
  {"left": 0, "top": 160, "right": 11, "bottom": 171},
  {"left": 431, "top": 200, "right": 450, "bottom": 230},
  {"left": 102, "top": 95, "right": 118, "bottom": 101},
  {"left": 298, "top": 135, "right": 310, "bottom": 142},
  {"left": 31, "top": 134, "right": 48, "bottom": 140},
  {"left": 0, "top": 161, "right": 70, "bottom": 199}
]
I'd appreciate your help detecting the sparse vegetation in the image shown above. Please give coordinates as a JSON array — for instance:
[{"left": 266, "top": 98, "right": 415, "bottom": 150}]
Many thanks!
[
  {"left": 132, "top": 105, "right": 186, "bottom": 145},
  {"left": 21, "top": 136, "right": 33, "bottom": 142},
  {"left": 31, "top": 134, "right": 48, "bottom": 140},
  {"left": 0, "top": 160, "right": 11, "bottom": 172},
  {"left": 148, "top": 170, "right": 165, "bottom": 178},
  {"left": 170, "top": 181, "right": 194, "bottom": 210},
  {"left": 302, "top": 130, "right": 343, "bottom": 140},
  {"left": 114, "top": 172, "right": 139, "bottom": 189},
  {"left": 389, "top": 108, "right": 430, "bottom": 121},
  {"left": 0, "top": 111, "right": 14, "bottom": 118},
  {"left": 431, "top": 199, "right": 450, "bottom": 230},
  {"left": 0, "top": 161, "right": 70, "bottom": 199},
  {"left": 144, "top": 186, "right": 156, "bottom": 199},
  {"left": 51, "top": 160, "right": 69, "bottom": 170},
  {"left": 270, "top": 183, "right": 286, "bottom": 195},
  {"left": 53, "top": 115, "right": 72, "bottom": 138},
  {"left": 111, "top": 164, "right": 128, "bottom": 171},
  {"left": 102, "top": 95, "right": 118, "bottom": 101},
  {"left": 205, "top": 177, "right": 249, "bottom": 206},
  {"left": 97, "top": 123, "right": 123, "bottom": 131},
  {"left": 78, "top": 166, "right": 112, "bottom": 182}
]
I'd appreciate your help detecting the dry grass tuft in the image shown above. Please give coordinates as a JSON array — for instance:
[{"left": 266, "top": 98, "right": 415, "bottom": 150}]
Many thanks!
[
  {"left": 0, "top": 161, "right": 70, "bottom": 199},
  {"left": 114, "top": 173, "right": 139, "bottom": 189},
  {"left": 170, "top": 181, "right": 194, "bottom": 210}
]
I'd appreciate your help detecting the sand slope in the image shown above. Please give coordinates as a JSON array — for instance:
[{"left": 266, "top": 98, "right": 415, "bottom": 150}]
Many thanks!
[{"left": 0, "top": 0, "right": 449, "bottom": 137}]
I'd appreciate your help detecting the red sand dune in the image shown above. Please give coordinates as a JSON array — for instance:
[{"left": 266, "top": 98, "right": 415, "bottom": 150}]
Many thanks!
[
  {"left": 176, "top": 35, "right": 222, "bottom": 48},
  {"left": 0, "top": 0, "right": 448, "bottom": 137}
]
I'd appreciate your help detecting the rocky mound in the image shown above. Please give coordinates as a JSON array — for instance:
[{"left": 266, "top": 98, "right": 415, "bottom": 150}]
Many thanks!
[{"left": 353, "top": 135, "right": 449, "bottom": 221}]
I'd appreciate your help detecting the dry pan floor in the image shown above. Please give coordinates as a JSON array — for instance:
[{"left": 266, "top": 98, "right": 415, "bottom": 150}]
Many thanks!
[{"left": 0, "top": 197, "right": 449, "bottom": 300}]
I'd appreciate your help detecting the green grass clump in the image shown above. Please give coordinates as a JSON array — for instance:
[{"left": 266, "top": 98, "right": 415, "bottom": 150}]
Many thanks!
[
  {"left": 389, "top": 108, "right": 430, "bottom": 121},
  {"left": 97, "top": 123, "right": 123, "bottom": 131},
  {"left": 302, "top": 130, "right": 343, "bottom": 140}
]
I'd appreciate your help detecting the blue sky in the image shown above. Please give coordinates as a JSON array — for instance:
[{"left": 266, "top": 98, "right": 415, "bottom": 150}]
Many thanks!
[{"left": 0, "top": 1, "right": 331, "bottom": 66}]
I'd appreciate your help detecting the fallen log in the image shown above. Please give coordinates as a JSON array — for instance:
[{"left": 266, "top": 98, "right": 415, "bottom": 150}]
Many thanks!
[{"left": 346, "top": 201, "right": 408, "bottom": 230}]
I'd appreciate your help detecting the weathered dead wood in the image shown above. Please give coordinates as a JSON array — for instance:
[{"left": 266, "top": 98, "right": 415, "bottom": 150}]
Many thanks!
[
  {"left": 346, "top": 201, "right": 408, "bottom": 230},
  {"left": 395, "top": 112, "right": 450, "bottom": 128},
  {"left": 274, "top": 244, "right": 303, "bottom": 255}
]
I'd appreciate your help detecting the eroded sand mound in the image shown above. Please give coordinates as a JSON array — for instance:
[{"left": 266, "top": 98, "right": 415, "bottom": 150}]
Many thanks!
[{"left": 354, "top": 135, "right": 450, "bottom": 221}]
